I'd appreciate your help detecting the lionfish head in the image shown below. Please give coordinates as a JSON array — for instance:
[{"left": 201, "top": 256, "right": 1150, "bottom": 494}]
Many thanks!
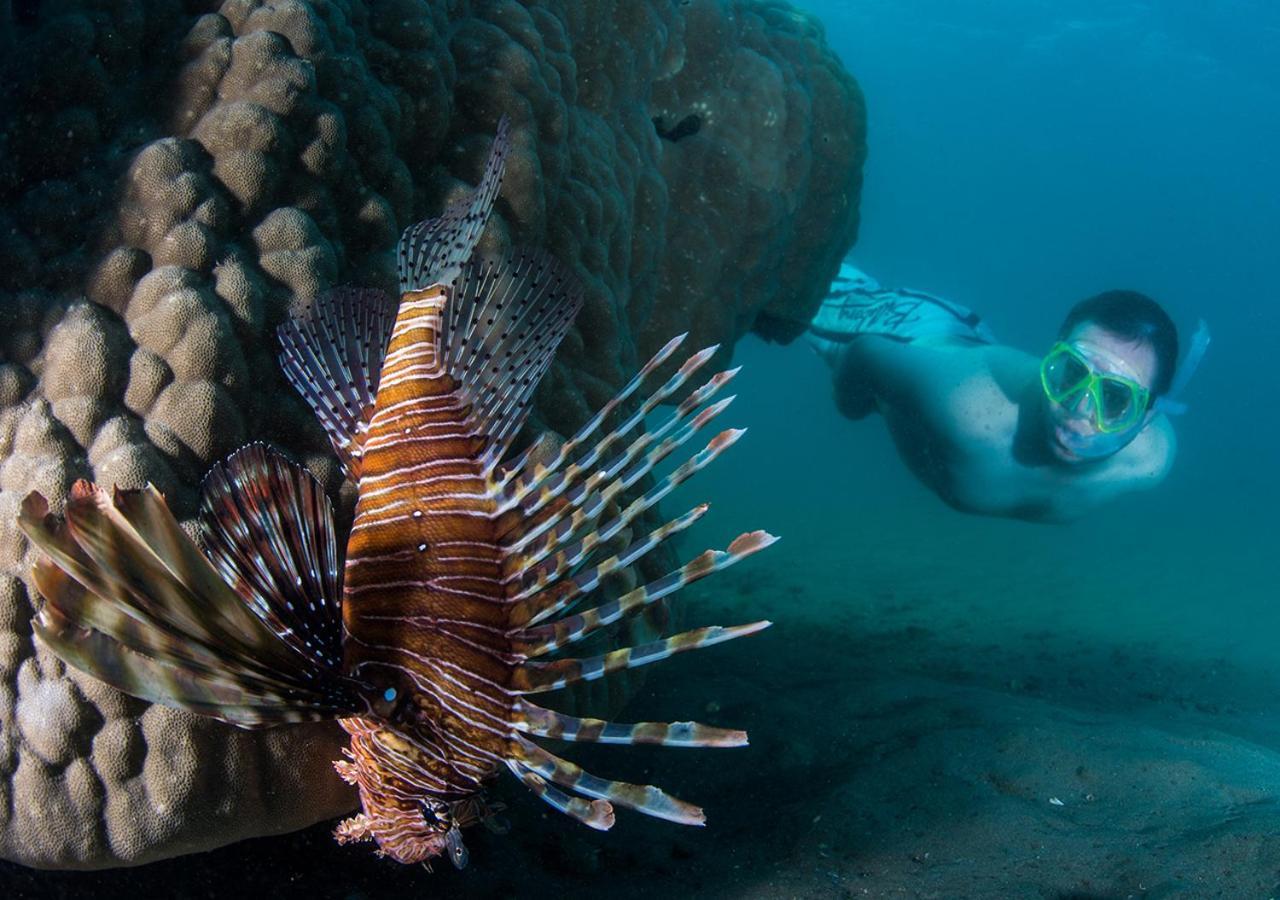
[{"left": 333, "top": 717, "right": 491, "bottom": 868}]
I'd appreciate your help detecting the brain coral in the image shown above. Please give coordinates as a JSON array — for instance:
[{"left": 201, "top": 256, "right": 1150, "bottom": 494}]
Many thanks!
[{"left": 0, "top": 0, "right": 864, "bottom": 870}]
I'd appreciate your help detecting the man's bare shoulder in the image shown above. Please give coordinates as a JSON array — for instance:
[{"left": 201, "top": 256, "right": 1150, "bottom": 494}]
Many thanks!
[
  {"left": 1116, "top": 414, "right": 1177, "bottom": 485},
  {"left": 1069, "top": 415, "right": 1177, "bottom": 500}
]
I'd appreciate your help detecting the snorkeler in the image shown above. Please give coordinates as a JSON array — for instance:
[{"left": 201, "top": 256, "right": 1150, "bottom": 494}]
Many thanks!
[{"left": 807, "top": 263, "right": 1209, "bottom": 523}]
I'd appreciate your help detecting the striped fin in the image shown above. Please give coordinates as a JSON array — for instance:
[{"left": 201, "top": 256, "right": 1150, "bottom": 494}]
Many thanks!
[
  {"left": 512, "top": 530, "right": 778, "bottom": 656},
  {"left": 506, "top": 503, "right": 709, "bottom": 627},
  {"left": 512, "top": 620, "right": 772, "bottom": 695},
  {"left": 511, "top": 736, "right": 706, "bottom": 825},
  {"left": 513, "top": 701, "right": 747, "bottom": 747},
  {"left": 18, "top": 477, "right": 363, "bottom": 727},
  {"left": 32, "top": 603, "right": 323, "bottom": 726},
  {"left": 475, "top": 335, "right": 776, "bottom": 838},
  {"left": 277, "top": 287, "right": 397, "bottom": 478},
  {"left": 26, "top": 483, "right": 288, "bottom": 666},
  {"left": 498, "top": 332, "right": 693, "bottom": 494},
  {"left": 440, "top": 249, "right": 584, "bottom": 461},
  {"left": 504, "top": 425, "right": 747, "bottom": 589},
  {"left": 502, "top": 390, "right": 739, "bottom": 564},
  {"left": 495, "top": 351, "right": 740, "bottom": 575},
  {"left": 503, "top": 760, "right": 616, "bottom": 831},
  {"left": 199, "top": 443, "right": 345, "bottom": 671},
  {"left": 502, "top": 344, "right": 733, "bottom": 512},
  {"left": 397, "top": 116, "right": 510, "bottom": 293},
  {"left": 502, "top": 369, "right": 736, "bottom": 555}
]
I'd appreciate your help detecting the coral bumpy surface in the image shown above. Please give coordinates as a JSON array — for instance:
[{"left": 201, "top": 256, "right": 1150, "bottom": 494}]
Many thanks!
[{"left": 0, "top": 0, "right": 864, "bottom": 869}]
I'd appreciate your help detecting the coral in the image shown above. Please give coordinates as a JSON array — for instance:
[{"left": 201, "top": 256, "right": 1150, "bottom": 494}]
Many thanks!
[{"left": 0, "top": 0, "right": 864, "bottom": 870}]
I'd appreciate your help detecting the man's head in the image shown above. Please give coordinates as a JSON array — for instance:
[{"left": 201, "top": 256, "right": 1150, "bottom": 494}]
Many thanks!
[{"left": 1042, "top": 290, "right": 1178, "bottom": 463}]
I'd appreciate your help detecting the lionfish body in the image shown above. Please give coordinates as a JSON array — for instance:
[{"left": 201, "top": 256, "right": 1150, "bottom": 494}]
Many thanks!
[{"left": 19, "top": 118, "right": 774, "bottom": 868}]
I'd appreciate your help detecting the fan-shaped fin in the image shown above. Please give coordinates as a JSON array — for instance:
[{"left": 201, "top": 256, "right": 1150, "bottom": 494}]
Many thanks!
[
  {"left": 505, "top": 425, "right": 747, "bottom": 592},
  {"left": 200, "top": 443, "right": 346, "bottom": 671},
  {"left": 504, "top": 759, "right": 616, "bottom": 831},
  {"left": 18, "top": 463, "right": 363, "bottom": 728},
  {"left": 437, "top": 249, "right": 585, "bottom": 460},
  {"left": 498, "top": 332, "right": 696, "bottom": 497},
  {"left": 506, "top": 502, "right": 710, "bottom": 628},
  {"left": 277, "top": 287, "right": 397, "bottom": 478}
]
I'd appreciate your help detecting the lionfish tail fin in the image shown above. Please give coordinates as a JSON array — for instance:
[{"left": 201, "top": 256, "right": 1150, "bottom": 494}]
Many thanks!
[
  {"left": 277, "top": 287, "right": 398, "bottom": 479},
  {"left": 18, "top": 448, "right": 362, "bottom": 727},
  {"left": 398, "top": 116, "right": 510, "bottom": 293}
]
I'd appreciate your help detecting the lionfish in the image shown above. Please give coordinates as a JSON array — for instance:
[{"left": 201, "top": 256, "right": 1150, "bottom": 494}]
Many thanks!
[{"left": 18, "top": 117, "right": 775, "bottom": 868}]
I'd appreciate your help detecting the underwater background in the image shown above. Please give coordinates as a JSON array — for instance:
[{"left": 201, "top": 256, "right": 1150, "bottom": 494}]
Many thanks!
[
  {"left": 684, "top": 1, "right": 1280, "bottom": 896},
  {"left": 2, "top": 0, "right": 1279, "bottom": 897},
  {"left": 717, "top": 0, "right": 1279, "bottom": 672}
]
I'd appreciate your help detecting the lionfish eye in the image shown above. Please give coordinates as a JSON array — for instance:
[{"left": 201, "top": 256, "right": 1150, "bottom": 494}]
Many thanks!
[{"left": 370, "top": 682, "right": 409, "bottom": 719}]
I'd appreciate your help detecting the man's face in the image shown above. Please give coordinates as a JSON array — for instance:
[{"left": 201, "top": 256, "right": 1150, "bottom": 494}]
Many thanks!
[{"left": 1043, "top": 322, "right": 1159, "bottom": 463}]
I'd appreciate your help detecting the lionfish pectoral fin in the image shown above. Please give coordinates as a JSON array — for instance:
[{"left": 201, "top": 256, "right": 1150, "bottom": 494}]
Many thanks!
[
  {"left": 513, "top": 701, "right": 748, "bottom": 747},
  {"left": 18, "top": 449, "right": 361, "bottom": 728},
  {"left": 398, "top": 116, "right": 511, "bottom": 293},
  {"left": 278, "top": 287, "right": 397, "bottom": 479},
  {"left": 334, "top": 812, "right": 375, "bottom": 845},
  {"left": 509, "top": 736, "right": 706, "bottom": 826},
  {"left": 31, "top": 601, "right": 309, "bottom": 726},
  {"left": 511, "top": 620, "right": 772, "bottom": 694},
  {"left": 493, "top": 343, "right": 749, "bottom": 605},
  {"left": 512, "top": 530, "right": 779, "bottom": 655},
  {"left": 504, "top": 760, "right": 616, "bottom": 831},
  {"left": 199, "top": 443, "right": 347, "bottom": 673}
]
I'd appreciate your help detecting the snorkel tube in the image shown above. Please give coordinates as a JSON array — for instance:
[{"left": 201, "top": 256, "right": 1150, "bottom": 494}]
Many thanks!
[{"left": 1152, "top": 319, "right": 1211, "bottom": 416}]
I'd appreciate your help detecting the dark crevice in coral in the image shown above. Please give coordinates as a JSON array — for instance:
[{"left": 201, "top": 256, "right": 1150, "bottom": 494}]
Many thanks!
[{"left": 652, "top": 113, "right": 702, "bottom": 142}]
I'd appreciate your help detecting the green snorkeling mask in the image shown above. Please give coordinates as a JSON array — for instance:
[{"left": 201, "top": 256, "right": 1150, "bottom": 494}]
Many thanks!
[{"left": 1040, "top": 342, "right": 1150, "bottom": 434}]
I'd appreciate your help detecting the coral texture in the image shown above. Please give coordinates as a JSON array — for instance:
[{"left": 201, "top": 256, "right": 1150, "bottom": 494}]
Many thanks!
[{"left": 0, "top": 0, "right": 864, "bottom": 869}]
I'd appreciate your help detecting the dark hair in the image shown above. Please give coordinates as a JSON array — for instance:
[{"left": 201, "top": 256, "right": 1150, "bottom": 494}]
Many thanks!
[{"left": 1058, "top": 290, "right": 1179, "bottom": 397}]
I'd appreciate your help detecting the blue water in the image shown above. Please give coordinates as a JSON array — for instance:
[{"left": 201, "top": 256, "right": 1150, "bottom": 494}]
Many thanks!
[
  {"left": 800, "top": 0, "right": 1279, "bottom": 493},
  {"left": 669, "top": 5, "right": 1280, "bottom": 892},
  {"left": 681, "top": 0, "right": 1278, "bottom": 650}
]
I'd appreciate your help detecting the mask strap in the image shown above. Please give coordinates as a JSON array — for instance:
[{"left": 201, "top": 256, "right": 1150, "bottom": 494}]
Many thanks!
[{"left": 1153, "top": 318, "right": 1210, "bottom": 416}]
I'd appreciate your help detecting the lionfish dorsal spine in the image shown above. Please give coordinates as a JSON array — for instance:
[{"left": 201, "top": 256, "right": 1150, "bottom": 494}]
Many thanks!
[
  {"left": 398, "top": 116, "right": 511, "bottom": 294},
  {"left": 277, "top": 287, "right": 399, "bottom": 480}
]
